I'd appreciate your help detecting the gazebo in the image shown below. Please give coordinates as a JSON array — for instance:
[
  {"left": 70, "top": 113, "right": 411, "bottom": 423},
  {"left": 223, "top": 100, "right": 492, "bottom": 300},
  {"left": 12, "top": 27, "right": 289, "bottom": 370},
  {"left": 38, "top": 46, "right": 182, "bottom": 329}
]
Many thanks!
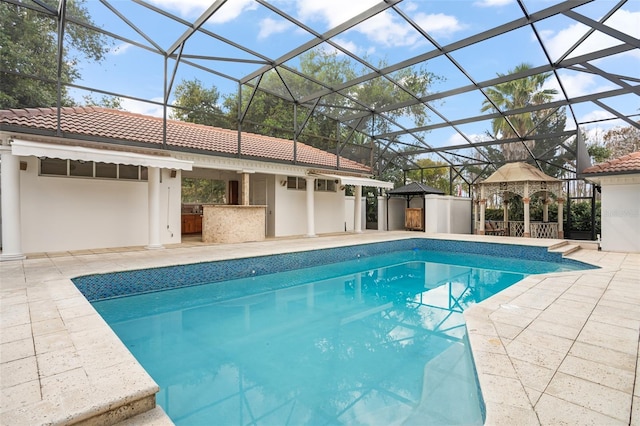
[{"left": 474, "top": 162, "right": 565, "bottom": 238}]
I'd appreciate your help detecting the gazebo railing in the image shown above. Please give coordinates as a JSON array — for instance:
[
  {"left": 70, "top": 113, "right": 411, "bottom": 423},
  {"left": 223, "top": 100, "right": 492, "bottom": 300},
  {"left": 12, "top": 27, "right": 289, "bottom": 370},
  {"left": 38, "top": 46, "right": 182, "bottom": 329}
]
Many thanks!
[
  {"left": 509, "top": 221, "right": 526, "bottom": 237},
  {"left": 530, "top": 222, "right": 558, "bottom": 239},
  {"left": 477, "top": 221, "right": 558, "bottom": 238}
]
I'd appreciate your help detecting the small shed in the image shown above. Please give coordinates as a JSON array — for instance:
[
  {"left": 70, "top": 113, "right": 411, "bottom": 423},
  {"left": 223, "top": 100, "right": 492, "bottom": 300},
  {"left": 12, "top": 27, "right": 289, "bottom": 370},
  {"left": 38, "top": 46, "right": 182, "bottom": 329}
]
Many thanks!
[
  {"left": 583, "top": 151, "right": 640, "bottom": 253},
  {"left": 387, "top": 182, "right": 445, "bottom": 231}
]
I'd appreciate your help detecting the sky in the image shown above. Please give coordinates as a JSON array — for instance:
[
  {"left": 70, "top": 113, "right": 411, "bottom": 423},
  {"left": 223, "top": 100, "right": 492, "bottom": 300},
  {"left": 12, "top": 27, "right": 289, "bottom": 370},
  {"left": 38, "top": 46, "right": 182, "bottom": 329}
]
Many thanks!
[{"left": 70, "top": 0, "right": 640, "bottom": 150}]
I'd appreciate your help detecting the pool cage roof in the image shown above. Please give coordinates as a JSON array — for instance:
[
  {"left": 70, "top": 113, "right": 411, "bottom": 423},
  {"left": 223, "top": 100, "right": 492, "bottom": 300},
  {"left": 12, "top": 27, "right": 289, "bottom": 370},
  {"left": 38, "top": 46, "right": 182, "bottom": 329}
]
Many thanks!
[{"left": 3, "top": 0, "right": 639, "bottom": 188}]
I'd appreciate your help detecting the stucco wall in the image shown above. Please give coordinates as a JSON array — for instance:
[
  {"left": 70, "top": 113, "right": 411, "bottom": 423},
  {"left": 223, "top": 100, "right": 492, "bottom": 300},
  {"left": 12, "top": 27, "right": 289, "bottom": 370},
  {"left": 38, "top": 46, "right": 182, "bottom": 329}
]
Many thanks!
[
  {"left": 273, "top": 175, "right": 347, "bottom": 237},
  {"left": 19, "top": 156, "right": 181, "bottom": 253},
  {"left": 388, "top": 197, "right": 406, "bottom": 231},
  {"left": 388, "top": 195, "right": 472, "bottom": 234},
  {"left": 344, "top": 196, "right": 368, "bottom": 232},
  {"left": 600, "top": 180, "right": 640, "bottom": 253}
]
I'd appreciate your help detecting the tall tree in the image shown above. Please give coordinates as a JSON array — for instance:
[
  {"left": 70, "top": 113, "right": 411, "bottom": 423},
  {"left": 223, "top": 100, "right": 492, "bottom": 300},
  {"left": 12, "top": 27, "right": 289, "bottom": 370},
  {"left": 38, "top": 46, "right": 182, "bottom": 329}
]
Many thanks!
[
  {"left": 170, "top": 78, "right": 229, "bottom": 128},
  {"left": 0, "top": 0, "right": 109, "bottom": 108},
  {"left": 405, "top": 158, "right": 450, "bottom": 194},
  {"left": 603, "top": 122, "right": 640, "bottom": 158},
  {"left": 480, "top": 63, "right": 558, "bottom": 161},
  {"left": 224, "top": 50, "right": 440, "bottom": 168}
]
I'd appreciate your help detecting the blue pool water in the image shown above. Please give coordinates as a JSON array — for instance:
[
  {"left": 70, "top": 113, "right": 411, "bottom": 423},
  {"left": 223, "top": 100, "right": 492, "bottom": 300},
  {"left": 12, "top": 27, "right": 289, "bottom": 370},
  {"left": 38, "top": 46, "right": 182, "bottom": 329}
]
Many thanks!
[{"left": 90, "top": 245, "right": 594, "bottom": 426}]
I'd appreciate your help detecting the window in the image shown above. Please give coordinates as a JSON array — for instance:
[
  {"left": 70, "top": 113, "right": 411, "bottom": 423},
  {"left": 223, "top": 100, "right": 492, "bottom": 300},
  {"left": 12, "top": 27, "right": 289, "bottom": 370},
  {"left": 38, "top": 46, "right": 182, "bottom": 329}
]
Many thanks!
[
  {"left": 70, "top": 160, "right": 93, "bottom": 177},
  {"left": 40, "top": 158, "right": 67, "bottom": 175},
  {"left": 39, "top": 158, "right": 147, "bottom": 181},
  {"left": 96, "top": 162, "right": 117, "bottom": 178},
  {"left": 287, "top": 177, "right": 307, "bottom": 190},
  {"left": 182, "top": 178, "right": 227, "bottom": 204},
  {"left": 119, "top": 164, "right": 140, "bottom": 180},
  {"left": 285, "top": 177, "right": 336, "bottom": 192}
]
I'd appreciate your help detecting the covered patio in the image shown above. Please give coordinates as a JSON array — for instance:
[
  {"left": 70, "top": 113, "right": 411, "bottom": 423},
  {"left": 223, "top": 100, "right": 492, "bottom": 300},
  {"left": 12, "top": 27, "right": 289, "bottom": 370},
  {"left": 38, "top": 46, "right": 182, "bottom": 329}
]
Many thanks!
[{"left": 475, "top": 162, "right": 565, "bottom": 239}]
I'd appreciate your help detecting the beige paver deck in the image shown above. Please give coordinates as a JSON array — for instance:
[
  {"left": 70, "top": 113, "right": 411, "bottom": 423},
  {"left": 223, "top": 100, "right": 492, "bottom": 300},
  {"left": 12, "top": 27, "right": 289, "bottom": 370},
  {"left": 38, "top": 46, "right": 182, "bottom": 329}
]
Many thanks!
[{"left": 1, "top": 232, "right": 638, "bottom": 425}]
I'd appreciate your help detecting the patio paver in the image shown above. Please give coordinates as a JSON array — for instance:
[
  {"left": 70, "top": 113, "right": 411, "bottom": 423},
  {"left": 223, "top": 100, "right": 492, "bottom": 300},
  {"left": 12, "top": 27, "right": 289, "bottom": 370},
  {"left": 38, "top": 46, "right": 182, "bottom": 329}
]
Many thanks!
[{"left": 0, "top": 232, "right": 638, "bottom": 425}]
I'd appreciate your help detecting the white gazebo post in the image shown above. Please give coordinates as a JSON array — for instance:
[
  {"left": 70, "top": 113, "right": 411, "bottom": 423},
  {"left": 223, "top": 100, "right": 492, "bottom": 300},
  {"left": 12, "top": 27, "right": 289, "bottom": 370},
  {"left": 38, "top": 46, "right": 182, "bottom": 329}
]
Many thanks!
[
  {"left": 146, "top": 166, "right": 163, "bottom": 249},
  {"left": 557, "top": 197, "right": 564, "bottom": 239},
  {"left": 478, "top": 185, "right": 486, "bottom": 235},
  {"left": 503, "top": 198, "right": 509, "bottom": 225},
  {"left": 354, "top": 185, "right": 363, "bottom": 233},
  {"left": 523, "top": 182, "right": 530, "bottom": 238},
  {"left": 305, "top": 177, "right": 316, "bottom": 237},
  {"left": 543, "top": 191, "right": 549, "bottom": 222},
  {"left": 473, "top": 199, "right": 479, "bottom": 233},
  {"left": 0, "top": 146, "right": 25, "bottom": 260}
]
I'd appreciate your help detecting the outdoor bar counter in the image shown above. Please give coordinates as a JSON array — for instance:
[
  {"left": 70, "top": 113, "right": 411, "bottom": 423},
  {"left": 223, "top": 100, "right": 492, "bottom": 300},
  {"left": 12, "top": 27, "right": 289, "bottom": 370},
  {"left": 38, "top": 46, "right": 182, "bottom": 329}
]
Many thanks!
[{"left": 202, "top": 204, "right": 266, "bottom": 244}]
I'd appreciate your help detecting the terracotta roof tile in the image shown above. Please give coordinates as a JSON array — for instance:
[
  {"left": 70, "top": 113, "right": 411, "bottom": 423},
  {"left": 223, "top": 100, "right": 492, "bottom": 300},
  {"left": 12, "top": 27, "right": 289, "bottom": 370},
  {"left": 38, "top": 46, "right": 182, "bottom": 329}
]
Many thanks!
[
  {"left": 582, "top": 151, "right": 640, "bottom": 175},
  {"left": 0, "top": 107, "right": 371, "bottom": 173}
]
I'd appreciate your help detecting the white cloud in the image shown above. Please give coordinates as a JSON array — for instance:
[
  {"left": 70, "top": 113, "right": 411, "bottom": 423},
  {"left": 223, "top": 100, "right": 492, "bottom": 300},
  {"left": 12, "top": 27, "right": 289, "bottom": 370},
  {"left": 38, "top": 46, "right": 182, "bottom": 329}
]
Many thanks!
[
  {"left": 295, "top": 0, "right": 463, "bottom": 49},
  {"left": 413, "top": 13, "right": 466, "bottom": 38},
  {"left": 327, "top": 37, "right": 360, "bottom": 56},
  {"left": 580, "top": 109, "right": 618, "bottom": 124},
  {"left": 544, "top": 71, "right": 615, "bottom": 100},
  {"left": 296, "top": 0, "right": 379, "bottom": 29},
  {"left": 147, "top": 0, "right": 211, "bottom": 18},
  {"left": 147, "top": 0, "right": 256, "bottom": 22},
  {"left": 356, "top": 11, "right": 418, "bottom": 47},
  {"left": 447, "top": 131, "right": 490, "bottom": 145},
  {"left": 542, "top": 8, "right": 640, "bottom": 61},
  {"left": 121, "top": 97, "right": 166, "bottom": 118},
  {"left": 258, "top": 17, "right": 292, "bottom": 39},
  {"left": 110, "top": 43, "right": 132, "bottom": 56},
  {"left": 473, "top": 0, "right": 514, "bottom": 7}
]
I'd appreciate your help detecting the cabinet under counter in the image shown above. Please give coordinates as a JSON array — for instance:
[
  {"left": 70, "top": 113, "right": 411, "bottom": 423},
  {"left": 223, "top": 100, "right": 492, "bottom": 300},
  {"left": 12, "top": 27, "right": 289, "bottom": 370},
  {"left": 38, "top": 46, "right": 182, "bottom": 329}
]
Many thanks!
[{"left": 181, "top": 214, "right": 202, "bottom": 234}]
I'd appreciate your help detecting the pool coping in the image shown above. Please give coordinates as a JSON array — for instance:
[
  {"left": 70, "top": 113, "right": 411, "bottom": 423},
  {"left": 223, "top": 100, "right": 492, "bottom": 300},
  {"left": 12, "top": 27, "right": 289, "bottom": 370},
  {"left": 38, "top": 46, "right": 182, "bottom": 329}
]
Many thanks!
[{"left": 1, "top": 232, "right": 638, "bottom": 425}]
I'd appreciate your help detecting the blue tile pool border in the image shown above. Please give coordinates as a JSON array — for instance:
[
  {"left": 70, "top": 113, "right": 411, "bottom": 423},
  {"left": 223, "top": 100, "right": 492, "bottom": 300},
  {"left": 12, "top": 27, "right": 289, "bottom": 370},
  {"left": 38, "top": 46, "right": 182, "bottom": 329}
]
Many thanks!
[{"left": 73, "top": 238, "right": 594, "bottom": 302}]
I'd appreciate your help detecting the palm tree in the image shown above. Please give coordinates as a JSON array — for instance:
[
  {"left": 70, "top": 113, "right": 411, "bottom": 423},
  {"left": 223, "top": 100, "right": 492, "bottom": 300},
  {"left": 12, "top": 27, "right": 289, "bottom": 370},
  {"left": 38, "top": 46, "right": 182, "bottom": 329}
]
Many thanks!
[{"left": 481, "top": 63, "right": 558, "bottom": 161}]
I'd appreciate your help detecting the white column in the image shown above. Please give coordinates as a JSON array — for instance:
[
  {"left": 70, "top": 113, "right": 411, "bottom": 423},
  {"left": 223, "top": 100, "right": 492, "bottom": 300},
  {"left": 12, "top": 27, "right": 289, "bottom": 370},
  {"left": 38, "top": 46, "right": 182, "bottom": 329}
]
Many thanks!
[
  {"left": 0, "top": 147, "right": 25, "bottom": 260},
  {"left": 146, "top": 167, "right": 163, "bottom": 249},
  {"left": 354, "top": 185, "right": 362, "bottom": 233},
  {"left": 305, "top": 177, "right": 316, "bottom": 237},
  {"left": 478, "top": 186, "right": 486, "bottom": 235},
  {"left": 241, "top": 172, "right": 250, "bottom": 206},
  {"left": 523, "top": 183, "right": 530, "bottom": 238},
  {"left": 543, "top": 192, "right": 549, "bottom": 222},
  {"left": 557, "top": 198, "right": 564, "bottom": 239},
  {"left": 473, "top": 199, "right": 478, "bottom": 233},
  {"left": 503, "top": 200, "right": 509, "bottom": 223},
  {"left": 377, "top": 195, "right": 386, "bottom": 231}
]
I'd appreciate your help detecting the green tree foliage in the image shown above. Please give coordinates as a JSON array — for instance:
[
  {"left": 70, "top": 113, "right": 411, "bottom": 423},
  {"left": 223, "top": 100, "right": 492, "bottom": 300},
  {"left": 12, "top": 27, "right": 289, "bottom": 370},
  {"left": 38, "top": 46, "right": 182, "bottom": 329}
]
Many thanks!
[
  {"left": 587, "top": 144, "right": 611, "bottom": 163},
  {"left": 82, "top": 94, "right": 123, "bottom": 110},
  {"left": 170, "top": 78, "right": 229, "bottom": 128},
  {"left": 0, "top": 0, "right": 109, "bottom": 108},
  {"left": 480, "top": 63, "right": 559, "bottom": 162},
  {"left": 404, "top": 158, "right": 450, "bottom": 194},
  {"left": 223, "top": 50, "right": 440, "bottom": 160},
  {"left": 181, "top": 178, "right": 226, "bottom": 204}
]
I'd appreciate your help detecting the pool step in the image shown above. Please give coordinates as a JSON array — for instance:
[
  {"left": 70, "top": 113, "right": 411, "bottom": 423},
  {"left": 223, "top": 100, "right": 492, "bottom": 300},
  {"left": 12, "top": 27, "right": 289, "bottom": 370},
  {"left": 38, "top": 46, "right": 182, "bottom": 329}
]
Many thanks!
[{"left": 549, "top": 241, "right": 581, "bottom": 257}]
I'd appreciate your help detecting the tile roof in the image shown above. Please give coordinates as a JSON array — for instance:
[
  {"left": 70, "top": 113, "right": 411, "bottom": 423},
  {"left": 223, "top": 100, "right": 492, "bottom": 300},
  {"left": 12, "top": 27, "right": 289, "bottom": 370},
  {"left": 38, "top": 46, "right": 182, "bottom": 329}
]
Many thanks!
[
  {"left": 582, "top": 151, "right": 640, "bottom": 176},
  {"left": 0, "top": 106, "right": 371, "bottom": 173}
]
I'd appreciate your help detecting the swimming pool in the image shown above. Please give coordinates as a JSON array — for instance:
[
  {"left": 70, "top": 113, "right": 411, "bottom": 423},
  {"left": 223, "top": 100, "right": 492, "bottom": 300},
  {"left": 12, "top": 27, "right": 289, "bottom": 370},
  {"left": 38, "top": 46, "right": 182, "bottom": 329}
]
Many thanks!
[{"left": 78, "top": 239, "right": 595, "bottom": 425}]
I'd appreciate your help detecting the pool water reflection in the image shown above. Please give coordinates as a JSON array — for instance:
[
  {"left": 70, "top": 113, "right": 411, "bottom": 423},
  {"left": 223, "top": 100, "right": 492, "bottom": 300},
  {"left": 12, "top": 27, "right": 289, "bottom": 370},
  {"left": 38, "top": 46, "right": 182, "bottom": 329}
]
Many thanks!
[{"left": 94, "top": 250, "right": 538, "bottom": 425}]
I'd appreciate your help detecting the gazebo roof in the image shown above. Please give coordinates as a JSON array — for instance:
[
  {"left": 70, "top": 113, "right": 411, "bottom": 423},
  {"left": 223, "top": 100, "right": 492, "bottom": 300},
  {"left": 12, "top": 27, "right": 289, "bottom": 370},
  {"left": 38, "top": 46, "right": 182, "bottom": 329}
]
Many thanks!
[
  {"left": 481, "top": 162, "right": 561, "bottom": 184},
  {"left": 388, "top": 182, "right": 445, "bottom": 196}
]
